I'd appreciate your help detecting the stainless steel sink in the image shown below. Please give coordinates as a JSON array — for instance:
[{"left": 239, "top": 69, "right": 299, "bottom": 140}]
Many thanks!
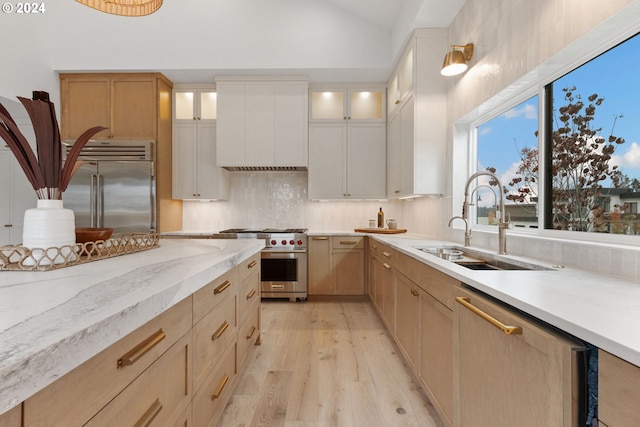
[{"left": 414, "top": 246, "right": 551, "bottom": 271}]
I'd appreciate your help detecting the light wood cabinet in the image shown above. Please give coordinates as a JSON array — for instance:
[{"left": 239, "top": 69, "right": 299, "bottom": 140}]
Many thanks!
[
  {"left": 84, "top": 331, "right": 192, "bottom": 427},
  {"left": 394, "top": 271, "right": 420, "bottom": 371},
  {"left": 386, "top": 29, "right": 448, "bottom": 198},
  {"left": 380, "top": 246, "right": 396, "bottom": 331},
  {"left": 309, "top": 236, "right": 365, "bottom": 295},
  {"left": 598, "top": 349, "right": 640, "bottom": 426},
  {"left": 215, "top": 77, "right": 308, "bottom": 168},
  {"left": 368, "top": 239, "right": 385, "bottom": 312},
  {"left": 454, "top": 287, "right": 582, "bottom": 427},
  {"left": 21, "top": 254, "right": 262, "bottom": 427},
  {"left": 60, "top": 72, "right": 182, "bottom": 232},
  {"left": 24, "top": 297, "right": 192, "bottom": 427},
  {"left": 0, "top": 404, "right": 20, "bottom": 427},
  {"left": 308, "top": 84, "right": 386, "bottom": 200}
]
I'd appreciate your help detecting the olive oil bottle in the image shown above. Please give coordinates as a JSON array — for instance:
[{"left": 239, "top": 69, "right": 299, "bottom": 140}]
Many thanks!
[{"left": 377, "top": 207, "right": 384, "bottom": 228}]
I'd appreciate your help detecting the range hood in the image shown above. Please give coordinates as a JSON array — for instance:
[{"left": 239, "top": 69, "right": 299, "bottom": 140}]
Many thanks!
[{"left": 223, "top": 166, "right": 307, "bottom": 171}]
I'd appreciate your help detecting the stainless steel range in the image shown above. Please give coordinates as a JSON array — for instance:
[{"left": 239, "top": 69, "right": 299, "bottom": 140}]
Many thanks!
[{"left": 214, "top": 228, "right": 308, "bottom": 301}]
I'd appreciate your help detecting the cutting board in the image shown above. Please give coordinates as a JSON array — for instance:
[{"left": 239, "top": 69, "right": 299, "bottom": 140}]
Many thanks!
[{"left": 354, "top": 228, "right": 407, "bottom": 234}]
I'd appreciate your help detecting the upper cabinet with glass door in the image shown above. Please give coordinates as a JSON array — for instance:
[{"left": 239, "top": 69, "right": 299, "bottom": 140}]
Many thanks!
[
  {"left": 310, "top": 85, "right": 386, "bottom": 123},
  {"left": 173, "top": 84, "right": 217, "bottom": 121}
]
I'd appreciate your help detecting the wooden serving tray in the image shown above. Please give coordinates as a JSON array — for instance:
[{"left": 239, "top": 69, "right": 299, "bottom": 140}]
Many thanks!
[{"left": 354, "top": 228, "right": 407, "bottom": 234}]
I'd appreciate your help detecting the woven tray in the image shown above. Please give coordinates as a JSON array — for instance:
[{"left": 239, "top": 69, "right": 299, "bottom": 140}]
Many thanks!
[{"left": 0, "top": 233, "right": 159, "bottom": 271}]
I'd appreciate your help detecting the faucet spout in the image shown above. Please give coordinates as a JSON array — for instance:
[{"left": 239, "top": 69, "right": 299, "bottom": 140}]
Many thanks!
[
  {"left": 448, "top": 216, "right": 471, "bottom": 247},
  {"left": 463, "top": 170, "right": 510, "bottom": 255}
]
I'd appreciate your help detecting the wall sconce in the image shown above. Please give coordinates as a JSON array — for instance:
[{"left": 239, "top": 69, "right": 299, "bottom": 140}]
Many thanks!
[
  {"left": 75, "top": 0, "right": 162, "bottom": 16},
  {"left": 441, "top": 43, "right": 474, "bottom": 76}
]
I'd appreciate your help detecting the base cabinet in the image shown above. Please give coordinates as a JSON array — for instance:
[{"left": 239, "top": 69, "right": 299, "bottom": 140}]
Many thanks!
[
  {"left": 454, "top": 287, "right": 581, "bottom": 427},
  {"left": 0, "top": 405, "right": 20, "bottom": 427},
  {"left": 598, "top": 349, "right": 640, "bottom": 426},
  {"left": 309, "top": 236, "right": 365, "bottom": 295},
  {"left": 22, "top": 254, "right": 262, "bottom": 427}
]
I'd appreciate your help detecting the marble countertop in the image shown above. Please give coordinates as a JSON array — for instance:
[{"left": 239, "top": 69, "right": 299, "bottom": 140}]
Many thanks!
[
  {"left": 367, "top": 233, "right": 640, "bottom": 368},
  {"left": 0, "top": 238, "right": 264, "bottom": 415}
]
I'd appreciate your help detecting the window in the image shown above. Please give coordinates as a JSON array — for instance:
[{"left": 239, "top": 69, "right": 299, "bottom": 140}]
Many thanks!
[
  {"left": 476, "top": 96, "right": 539, "bottom": 229},
  {"left": 473, "top": 32, "right": 640, "bottom": 237}
]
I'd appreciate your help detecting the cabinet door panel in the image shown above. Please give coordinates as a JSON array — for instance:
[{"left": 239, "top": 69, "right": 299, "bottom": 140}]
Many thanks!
[
  {"left": 275, "top": 82, "right": 308, "bottom": 166},
  {"left": 172, "top": 123, "right": 198, "bottom": 199},
  {"left": 112, "top": 79, "right": 155, "bottom": 138},
  {"left": 347, "top": 123, "right": 386, "bottom": 199},
  {"left": 394, "top": 273, "right": 419, "bottom": 369},
  {"left": 399, "top": 96, "right": 415, "bottom": 196},
  {"left": 308, "top": 124, "right": 346, "bottom": 199},
  {"left": 216, "top": 83, "right": 246, "bottom": 166},
  {"left": 0, "top": 404, "right": 20, "bottom": 427},
  {"left": 245, "top": 83, "right": 275, "bottom": 165},
  {"left": 332, "top": 249, "right": 364, "bottom": 295},
  {"left": 62, "top": 78, "right": 111, "bottom": 139},
  {"left": 599, "top": 349, "right": 640, "bottom": 426},
  {"left": 308, "top": 236, "right": 332, "bottom": 295}
]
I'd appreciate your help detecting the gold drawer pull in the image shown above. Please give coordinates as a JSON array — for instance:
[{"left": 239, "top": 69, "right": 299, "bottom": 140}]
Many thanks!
[
  {"left": 118, "top": 329, "right": 166, "bottom": 368},
  {"left": 214, "top": 280, "right": 231, "bottom": 294},
  {"left": 133, "top": 398, "right": 163, "bottom": 427},
  {"left": 383, "top": 262, "right": 391, "bottom": 269},
  {"left": 246, "top": 289, "right": 257, "bottom": 300},
  {"left": 339, "top": 240, "right": 358, "bottom": 245},
  {"left": 212, "top": 321, "right": 229, "bottom": 340},
  {"left": 211, "top": 373, "right": 229, "bottom": 400},
  {"left": 313, "top": 236, "right": 329, "bottom": 240},
  {"left": 248, "top": 260, "right": 257, "bottom": 268},
  {"left": 456, "top": 297, "right": 523, "bottom": 335},
  {"left": 246, "top": 325, "right": 257, "bottom": 340},
  {"left": 382, "top": 251, "right": 391, "bottom": 257}
]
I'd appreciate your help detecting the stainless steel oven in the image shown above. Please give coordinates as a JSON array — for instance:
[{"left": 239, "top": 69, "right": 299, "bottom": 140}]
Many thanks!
[{"left": 213, "top": 228, "right": 308, "bottom": 301}]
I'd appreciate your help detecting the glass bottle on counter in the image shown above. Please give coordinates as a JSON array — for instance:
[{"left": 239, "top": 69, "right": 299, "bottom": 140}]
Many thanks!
[{"left": 377, "top": 207, "right": 384, "bottom": 228}]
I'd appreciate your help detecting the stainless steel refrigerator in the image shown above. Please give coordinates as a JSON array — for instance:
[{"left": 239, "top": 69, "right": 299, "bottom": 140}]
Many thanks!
[{"left": 62, "top": 140, "right": 156, "bottom": 233}]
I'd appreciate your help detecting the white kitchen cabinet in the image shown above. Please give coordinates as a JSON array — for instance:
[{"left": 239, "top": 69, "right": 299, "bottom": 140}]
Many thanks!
[
  {"left": 310, "top": 85, "right": 385, "bottom": 123},
  {"left": 1, "top": 143, "right": 37, "bottom": 246},
  {"left": 308, "top": 122, "right": 385, "bottom": 199},
  {"left": 215, "top": 77, "right": 308, "bottom": 168},
  {"left": 173, "top": 84, "right": 217, "bottom": 121},
  {"left": 172, "top": 122, "right": 229, "bottom": 200},
  {"left": 386, "top": 29, "right": 447, "bottom": 198}
]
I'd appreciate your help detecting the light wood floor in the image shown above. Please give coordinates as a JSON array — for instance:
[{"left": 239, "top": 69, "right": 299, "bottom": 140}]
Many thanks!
[{"left": 217, "top": 296, "right": 445, "bottom": 427}]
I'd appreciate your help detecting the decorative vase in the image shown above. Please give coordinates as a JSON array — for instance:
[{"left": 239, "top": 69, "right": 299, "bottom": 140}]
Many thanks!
[{"left": 22, "top": 199, "right": 76, "bottom": 265}]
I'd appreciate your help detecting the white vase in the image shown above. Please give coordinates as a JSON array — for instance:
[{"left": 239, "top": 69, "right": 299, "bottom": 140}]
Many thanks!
[{"left": 23, "top": 199, "right": 76, "bottom": 265}]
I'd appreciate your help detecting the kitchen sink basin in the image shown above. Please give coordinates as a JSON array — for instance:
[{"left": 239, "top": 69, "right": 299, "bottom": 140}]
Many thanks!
[{"left": 414, "top": 246, "right": 551, "bottom": 271}]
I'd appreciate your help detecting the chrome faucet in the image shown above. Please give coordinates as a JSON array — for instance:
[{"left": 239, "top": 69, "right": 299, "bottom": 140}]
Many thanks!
[
  {"left": 448, "top": 216, "right": 471, "bottom": 247},
  {"left": 462, "top": 170, "right": 511, "bottom": 255}
]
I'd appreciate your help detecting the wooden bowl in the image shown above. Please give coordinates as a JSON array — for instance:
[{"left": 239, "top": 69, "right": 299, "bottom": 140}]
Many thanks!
[{"left": 75, "top": 227, "right": 114, "bottom": 244}]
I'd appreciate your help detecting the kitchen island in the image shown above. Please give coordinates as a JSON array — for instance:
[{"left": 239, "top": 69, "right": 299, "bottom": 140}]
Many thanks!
[{"left": 0, "top": 238, "right": 264, "bottom": 417}]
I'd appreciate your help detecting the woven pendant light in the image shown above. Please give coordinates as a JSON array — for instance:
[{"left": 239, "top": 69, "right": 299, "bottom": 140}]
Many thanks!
[{"left": 75, "top": 0, "right": 162, "bottom": 16}]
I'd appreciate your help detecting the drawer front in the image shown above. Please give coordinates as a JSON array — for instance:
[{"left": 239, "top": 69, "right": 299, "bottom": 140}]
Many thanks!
[
  {"left": 238, "top": 266, "right": 260, "bottom": 324},
  {"left": 172, "top": 404, "right": 192, "bottom": 427},
  {"left": 379, "top": 244, "right": 395, "bottom": 267},
  {"left": 238, "top": 252, "right": 260, "bottom": 283},
  {"left": 398, "top": 254, "right": 459, "bottom": 310},
  {"left": 193, "top": 343, "right": 237, "bottom": 427},
  {"left": 24, "top": 297, "right": 192, "bottom": 427},
  {"left": 333, "top": 236, "right": 364, "bottom": 249},
  {"left": 238, "top": 301, "right": 261, "bottom": 368},
  {"left": 193, "top": 298, "right": 237, "bottom": 392},
  {"left": 0, "top": 404, "right": 21, "bottom": 427},
  {"left": 84, "top": 331, "right": 192, "bottom": 427},
  {"left": 193, "top": 268, "right": 238, "bottom": 323}
]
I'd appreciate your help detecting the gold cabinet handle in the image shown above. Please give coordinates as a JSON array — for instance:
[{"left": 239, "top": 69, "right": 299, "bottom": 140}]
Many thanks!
[
  {"left": 246, "top": 325, "right": 257, "bottom": 340},
  {"left": 133, "top": 398, "right": 162, "bottom": 427},
  {"left": 383, "top": 262, "right": 391, "bottom": 269},
  {"left": 382, "top": 251, "right": 391, "bottom": 257},
  {"left": 214, "top": 280, "right": 231, "bottom": 294},
  {"left": 455, "top": 297, "right": 523, "bottom": 335},
  {"left": 211, "top": 321, "right": 229, "bottom": 340},
  {"left": 248, "top": 260, "right": 257, "bottom": 269},
  {"left": 211, "top": 373, "right": 229, "bottom": 400},
  {"left": 246, "top": 289, "right": 257, "bottom": 300},
  {"left": 313, "top": 236, "right": 329, "bottom": 240},
  {"left": 339, "top": 241, "right": 358, "bottom": 245},
  {"left": 118, "top": 329, "right": 166, "bottom": 368}
]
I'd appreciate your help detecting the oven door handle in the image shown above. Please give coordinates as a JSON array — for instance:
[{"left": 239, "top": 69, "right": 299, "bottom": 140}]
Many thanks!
[{"left": 262, "top": 250, "right": 307, "bottom": 257}]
